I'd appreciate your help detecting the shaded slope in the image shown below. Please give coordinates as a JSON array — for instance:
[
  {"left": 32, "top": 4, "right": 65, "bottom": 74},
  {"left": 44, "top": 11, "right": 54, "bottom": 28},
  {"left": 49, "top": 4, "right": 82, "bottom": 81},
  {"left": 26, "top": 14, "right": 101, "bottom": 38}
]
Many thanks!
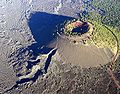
[{"left": 27, "top": 12, "right": 75, "bottom": 56}]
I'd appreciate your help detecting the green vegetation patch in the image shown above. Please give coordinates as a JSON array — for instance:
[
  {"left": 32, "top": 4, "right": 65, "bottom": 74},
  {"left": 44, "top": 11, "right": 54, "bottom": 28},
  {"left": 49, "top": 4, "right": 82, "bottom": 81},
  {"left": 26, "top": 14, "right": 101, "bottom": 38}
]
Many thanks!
[
  {"left": 64, "top": 20, "right": 91, "bottom": 36},
  {"left": 86, "top": 21, "right": 120, "bottom": 53},
  {"left": 64, "top": 20, "right": 81, "bottom": 36}
]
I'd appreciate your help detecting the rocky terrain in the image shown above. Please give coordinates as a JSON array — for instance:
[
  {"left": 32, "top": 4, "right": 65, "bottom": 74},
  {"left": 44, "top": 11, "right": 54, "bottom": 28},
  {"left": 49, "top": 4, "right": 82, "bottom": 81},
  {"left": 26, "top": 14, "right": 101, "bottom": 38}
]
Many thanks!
[{"left": 0, "top": 0, "right": 120, "bottom": 94}]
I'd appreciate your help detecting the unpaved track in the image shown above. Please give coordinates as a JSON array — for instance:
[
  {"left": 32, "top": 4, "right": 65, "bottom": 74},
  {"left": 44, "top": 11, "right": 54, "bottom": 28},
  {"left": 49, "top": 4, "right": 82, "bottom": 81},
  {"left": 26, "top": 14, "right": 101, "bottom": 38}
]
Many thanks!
[{"left": 0, "top": 0, "right": 119, "bottom": 94}]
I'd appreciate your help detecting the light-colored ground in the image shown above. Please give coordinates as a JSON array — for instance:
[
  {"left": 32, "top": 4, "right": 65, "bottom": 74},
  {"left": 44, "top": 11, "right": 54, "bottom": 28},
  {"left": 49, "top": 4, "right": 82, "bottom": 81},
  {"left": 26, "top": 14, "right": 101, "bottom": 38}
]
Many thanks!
[
  {"left": 56, "top": 37, "right": 113, "bottom": 68},
  {"left": 0, "top": 61, "right": 17, "bottom": 93}
]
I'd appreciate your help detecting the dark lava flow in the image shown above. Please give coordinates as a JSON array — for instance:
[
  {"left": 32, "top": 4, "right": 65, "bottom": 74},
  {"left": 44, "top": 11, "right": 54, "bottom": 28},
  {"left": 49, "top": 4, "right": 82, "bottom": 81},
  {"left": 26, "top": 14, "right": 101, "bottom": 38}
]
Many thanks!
[{"left": 3, "top": 12, "right": 94, "bottom": 93}]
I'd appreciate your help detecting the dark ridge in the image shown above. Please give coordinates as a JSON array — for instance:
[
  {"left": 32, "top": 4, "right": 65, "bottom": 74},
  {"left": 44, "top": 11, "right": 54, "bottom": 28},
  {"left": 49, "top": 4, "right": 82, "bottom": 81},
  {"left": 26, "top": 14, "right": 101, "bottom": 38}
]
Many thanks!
[
  {"left": 16, "top": 69, "right": 44, "bottom": 83},
  {"left": 31, "top": 70, "right": 44, "bottom": 82},
  {"left": 4, "top": 48, "right": 57, "bottom": 93},
  {"left": 16, "top": 48, "right": 57, "bottom": 83},
  {"left": 2, "top": 84, "right": 18, "bottom": 94},
  {"left": 16, "top": 73, "right": 22, "bottom": 77},
  {"left": 44, "top": 48, "right": 57, "bottom": 73},
  {"left": 26, "top": 59, "right": 40, "bottom": 70},
  {"left": 3, "top": 70, "right": 44, "bottom": 93}
]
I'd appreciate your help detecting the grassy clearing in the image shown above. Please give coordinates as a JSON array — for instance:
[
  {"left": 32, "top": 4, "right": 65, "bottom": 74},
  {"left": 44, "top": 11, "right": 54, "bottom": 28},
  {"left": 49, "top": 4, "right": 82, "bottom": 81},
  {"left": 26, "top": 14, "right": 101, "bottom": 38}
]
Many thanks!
[{"left": 86, "top": 21, "right": 120, "bottom": 54}]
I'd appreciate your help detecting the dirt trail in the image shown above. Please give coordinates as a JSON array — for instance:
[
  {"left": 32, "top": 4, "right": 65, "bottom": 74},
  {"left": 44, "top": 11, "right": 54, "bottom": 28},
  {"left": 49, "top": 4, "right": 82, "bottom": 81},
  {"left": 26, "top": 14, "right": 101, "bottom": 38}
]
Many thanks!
[{"left": 103, "top": 25, "right": 120, "bottom": 89}]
